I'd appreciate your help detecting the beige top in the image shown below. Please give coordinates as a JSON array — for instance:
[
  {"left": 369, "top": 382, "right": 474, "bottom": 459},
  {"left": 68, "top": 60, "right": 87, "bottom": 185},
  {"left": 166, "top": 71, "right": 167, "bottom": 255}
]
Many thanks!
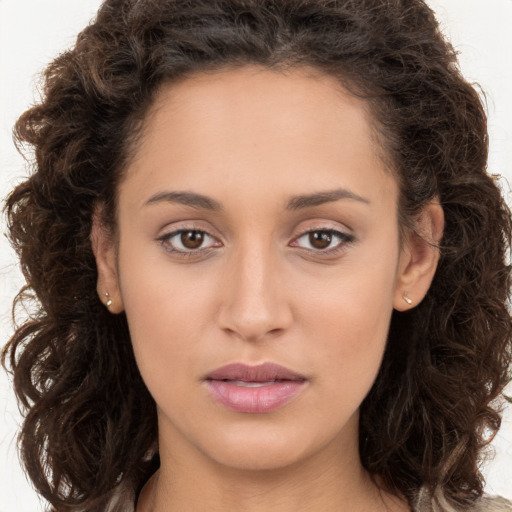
[{"left": 412, "top": 493, "right": 512, "bottom": 512}]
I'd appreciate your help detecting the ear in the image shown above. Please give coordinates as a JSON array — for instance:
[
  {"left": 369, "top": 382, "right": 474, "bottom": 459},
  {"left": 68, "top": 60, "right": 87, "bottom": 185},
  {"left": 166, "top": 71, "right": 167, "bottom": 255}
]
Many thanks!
[
  {"left": 393, "top": 202, "right": 444, "bottom": 311},
  {"left": 90, "top": 207, "right": 124, "bottom": 313}
]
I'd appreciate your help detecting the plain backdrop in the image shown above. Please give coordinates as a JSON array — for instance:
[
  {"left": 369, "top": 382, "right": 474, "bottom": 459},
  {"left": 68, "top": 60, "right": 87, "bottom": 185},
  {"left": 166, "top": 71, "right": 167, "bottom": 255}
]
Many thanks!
[{"left": 1, "top": 1, "right": 511, "bottom": 510}]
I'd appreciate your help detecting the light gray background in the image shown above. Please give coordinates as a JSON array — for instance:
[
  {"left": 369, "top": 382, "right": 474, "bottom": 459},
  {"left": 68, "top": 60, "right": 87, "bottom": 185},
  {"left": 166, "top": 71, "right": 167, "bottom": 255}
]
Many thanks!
[{"left": 1, "top": 1, "right": 511, "bottom": 510}]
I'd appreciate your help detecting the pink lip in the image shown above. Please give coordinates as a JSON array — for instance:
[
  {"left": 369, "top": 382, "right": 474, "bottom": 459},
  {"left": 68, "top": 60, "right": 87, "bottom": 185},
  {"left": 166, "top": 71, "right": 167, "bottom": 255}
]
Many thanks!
[{"left": 204, "top": 363, "right": 307, "bottom": 413}]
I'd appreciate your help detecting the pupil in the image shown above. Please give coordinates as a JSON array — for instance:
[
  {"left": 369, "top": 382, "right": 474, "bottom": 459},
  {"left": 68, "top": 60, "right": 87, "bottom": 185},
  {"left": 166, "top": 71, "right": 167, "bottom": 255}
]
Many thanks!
[
  {"left": 310, "top": 231, "right": 332, "bottom": 249},
  {"left": 181, "top": 231, "right": 204, "bottom": 249}
]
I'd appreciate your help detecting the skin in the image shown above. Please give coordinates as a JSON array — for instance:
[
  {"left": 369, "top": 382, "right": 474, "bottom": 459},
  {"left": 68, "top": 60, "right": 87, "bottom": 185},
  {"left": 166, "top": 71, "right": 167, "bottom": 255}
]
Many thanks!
[{"left": 92, "top": 65, "right": 444, "bottom": 511}]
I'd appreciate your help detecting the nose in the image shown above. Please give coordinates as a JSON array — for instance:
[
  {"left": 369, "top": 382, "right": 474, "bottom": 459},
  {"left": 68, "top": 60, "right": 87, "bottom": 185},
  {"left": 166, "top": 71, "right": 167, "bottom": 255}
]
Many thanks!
[{"left": 217, "top": 241, "right": 293, "bottom": 342}]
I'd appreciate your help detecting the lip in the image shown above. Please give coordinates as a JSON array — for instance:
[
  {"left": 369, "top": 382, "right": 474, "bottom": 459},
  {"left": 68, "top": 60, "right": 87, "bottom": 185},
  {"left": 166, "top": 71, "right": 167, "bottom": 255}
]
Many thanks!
[{"left": 204, "top": 362, "right": 307, "bottom": 413}]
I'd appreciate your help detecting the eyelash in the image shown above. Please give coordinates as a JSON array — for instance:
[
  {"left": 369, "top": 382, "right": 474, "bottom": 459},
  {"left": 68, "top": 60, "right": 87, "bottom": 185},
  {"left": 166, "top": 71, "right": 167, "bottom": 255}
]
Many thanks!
[{"left": 157, "top": 227, "right": 355, "bottom": 259}]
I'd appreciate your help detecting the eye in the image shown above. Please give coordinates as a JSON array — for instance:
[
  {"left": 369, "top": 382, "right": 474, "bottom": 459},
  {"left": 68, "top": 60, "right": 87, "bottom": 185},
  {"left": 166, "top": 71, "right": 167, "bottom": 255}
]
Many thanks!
[
  {"left": 292, "top": 229, "right": 354, "bottom": 254},
  {"left": 158, "top": 229, "right": 221, "bottom": 255}
]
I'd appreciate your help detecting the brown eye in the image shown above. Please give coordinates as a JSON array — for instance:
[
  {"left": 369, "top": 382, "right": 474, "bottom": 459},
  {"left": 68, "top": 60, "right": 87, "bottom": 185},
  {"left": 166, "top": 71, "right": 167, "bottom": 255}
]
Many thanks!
[
  {"left": 180, "top": 230, "right": 204, "bottom": 249},
  {"left": 292, "top": 228, "right": 354, "bottom": 254},
  {"left": 159, "top": 228, "right": 220, "bottom": 255},
  {"left": 308, "top": 231, "right": 332, "bottom": 249}
]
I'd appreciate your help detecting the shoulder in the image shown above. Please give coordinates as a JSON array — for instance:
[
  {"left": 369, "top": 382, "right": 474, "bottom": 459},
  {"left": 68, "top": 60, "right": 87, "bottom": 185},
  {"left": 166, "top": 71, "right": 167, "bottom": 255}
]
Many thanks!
[
  {"left": 471, "top": 495, "right": 512, "bottom": 512},
  {"left": 104, "top": 481, "right": 136, "bottom": 512},
  {"left": 413, "top": 490, "right": 512, "bottom": 512}
]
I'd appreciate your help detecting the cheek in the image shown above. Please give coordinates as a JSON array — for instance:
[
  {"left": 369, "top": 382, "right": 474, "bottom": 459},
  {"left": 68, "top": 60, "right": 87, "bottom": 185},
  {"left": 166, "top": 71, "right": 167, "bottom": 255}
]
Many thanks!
[
  {"left": 307, "top": 286, "right": 392, "bottom": 369},
  {"left": 116, "top": 240, "right": 217, "bottom": 385},
  {"left": 299, "top": 247, "right": 398, "bottom": 401}
]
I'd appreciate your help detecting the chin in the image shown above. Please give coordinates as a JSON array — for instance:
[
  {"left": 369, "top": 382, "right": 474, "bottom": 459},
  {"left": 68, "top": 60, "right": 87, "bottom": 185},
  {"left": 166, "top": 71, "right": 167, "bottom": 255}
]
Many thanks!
[{"left": 199, "top": 424, "right": 329, "bottom": 473}]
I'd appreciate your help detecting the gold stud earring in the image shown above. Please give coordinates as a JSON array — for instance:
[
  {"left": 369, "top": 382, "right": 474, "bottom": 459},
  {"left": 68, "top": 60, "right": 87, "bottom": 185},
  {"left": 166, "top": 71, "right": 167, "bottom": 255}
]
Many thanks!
[
  {"left": 105, "top": 292, "right": 113, "bottom": 308},
  {"left": 402, "top": 293, "right": 413, "bottom": 305}
]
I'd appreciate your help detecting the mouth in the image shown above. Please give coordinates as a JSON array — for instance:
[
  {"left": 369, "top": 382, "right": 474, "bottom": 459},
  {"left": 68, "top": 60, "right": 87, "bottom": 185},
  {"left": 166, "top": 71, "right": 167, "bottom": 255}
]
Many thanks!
[
  {"left": 204, "top": 362, "right": 307, "bottom": 413},
  {"left": 222, "top": 379, "right": 287, "bottom": 387}
]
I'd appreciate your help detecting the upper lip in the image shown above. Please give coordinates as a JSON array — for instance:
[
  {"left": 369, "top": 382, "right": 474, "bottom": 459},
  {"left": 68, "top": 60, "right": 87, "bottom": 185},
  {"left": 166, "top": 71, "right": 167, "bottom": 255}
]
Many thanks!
[{"left": 205, "top": 362, "right": 306, "bottom": 382}]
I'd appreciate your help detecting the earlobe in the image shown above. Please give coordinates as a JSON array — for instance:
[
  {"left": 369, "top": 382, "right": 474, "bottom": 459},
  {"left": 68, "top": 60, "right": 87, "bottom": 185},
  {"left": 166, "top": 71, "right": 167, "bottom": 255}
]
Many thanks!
[
  {"left": 393, "top": 202, "right": 444, "bottom": 311},
  {"left": 90, "top": 209, "right": 124, "bottom": 314}
]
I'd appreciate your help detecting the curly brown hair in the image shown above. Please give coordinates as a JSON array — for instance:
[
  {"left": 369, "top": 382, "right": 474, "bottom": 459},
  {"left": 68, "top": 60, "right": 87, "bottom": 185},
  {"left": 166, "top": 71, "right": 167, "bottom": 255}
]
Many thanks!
[{"left": 2, "top": 0, "right": 511, "bottom": 511}]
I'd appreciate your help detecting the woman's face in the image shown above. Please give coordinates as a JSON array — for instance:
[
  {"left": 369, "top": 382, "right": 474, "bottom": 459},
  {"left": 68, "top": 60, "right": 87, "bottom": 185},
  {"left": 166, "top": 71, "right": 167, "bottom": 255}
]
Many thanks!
[{"left": 97, "top": 65, "right": 437, "bottom": 472}]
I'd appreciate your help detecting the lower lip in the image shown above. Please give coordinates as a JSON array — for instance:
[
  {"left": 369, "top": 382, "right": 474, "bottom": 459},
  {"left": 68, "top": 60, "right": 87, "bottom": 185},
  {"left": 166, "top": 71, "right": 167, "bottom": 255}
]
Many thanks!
[{"left": 205, "top": 380, "right": 306, "bottom": 413}]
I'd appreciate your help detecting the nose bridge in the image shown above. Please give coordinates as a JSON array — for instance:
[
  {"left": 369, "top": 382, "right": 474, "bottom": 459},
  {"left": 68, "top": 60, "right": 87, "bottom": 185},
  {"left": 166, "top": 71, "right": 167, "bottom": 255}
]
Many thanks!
[{"left": 218, "top": 236, "right": 290, "bottom": 341}]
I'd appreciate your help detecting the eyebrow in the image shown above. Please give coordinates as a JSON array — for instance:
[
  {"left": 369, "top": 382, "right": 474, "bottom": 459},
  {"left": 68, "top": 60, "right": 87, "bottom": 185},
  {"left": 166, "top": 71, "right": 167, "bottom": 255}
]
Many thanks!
[
  {"left": 145, "top": 191, "right": 222, "bottom": 211},
  {"left": 144, "top": 188, "right": 370, "bottom": 211},
  {"left": 285, "top": 188, "right": 370, "bottom": 210}
]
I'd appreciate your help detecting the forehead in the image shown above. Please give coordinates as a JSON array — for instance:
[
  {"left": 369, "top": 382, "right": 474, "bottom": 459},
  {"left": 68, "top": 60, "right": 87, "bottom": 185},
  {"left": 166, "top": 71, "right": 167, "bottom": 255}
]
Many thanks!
[
  {"left": 145, "top": 65, "right": 378, "bottom": 150},
  {"left": 122, "top": 65, "right": 397, "bottom": 210}
]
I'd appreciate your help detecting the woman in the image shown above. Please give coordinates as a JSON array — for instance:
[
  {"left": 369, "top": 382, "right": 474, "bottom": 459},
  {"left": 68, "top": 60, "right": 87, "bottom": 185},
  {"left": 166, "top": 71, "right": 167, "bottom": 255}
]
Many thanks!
[{"left": 2, "top": 0, "right": 511, "bottom": 511}]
